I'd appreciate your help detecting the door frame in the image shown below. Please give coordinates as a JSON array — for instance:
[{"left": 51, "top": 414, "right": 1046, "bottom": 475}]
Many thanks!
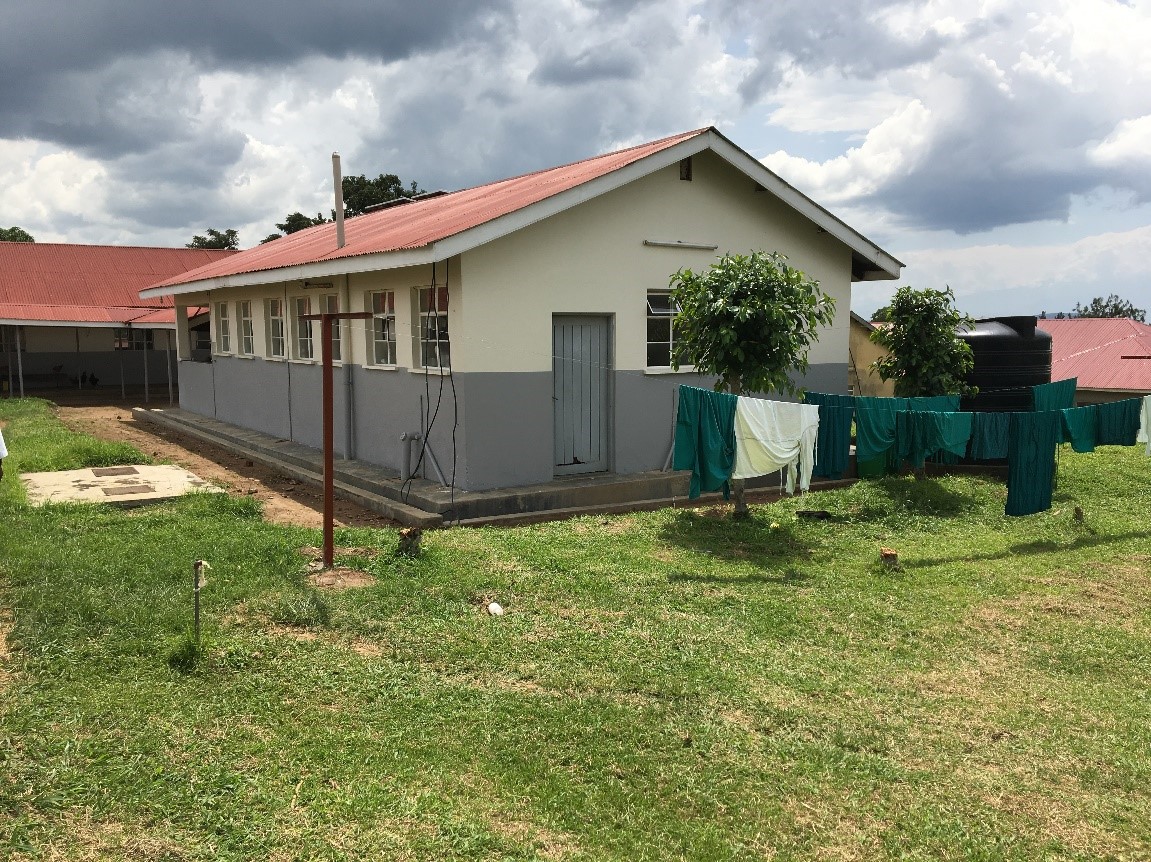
[{"left": 552, "top": 313, "right": 614, "bottom": 477}]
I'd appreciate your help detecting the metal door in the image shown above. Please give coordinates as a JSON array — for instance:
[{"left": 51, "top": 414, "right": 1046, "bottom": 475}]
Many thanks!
[{"left": 553, "top": 315, "right": 610, "bottom": 475}]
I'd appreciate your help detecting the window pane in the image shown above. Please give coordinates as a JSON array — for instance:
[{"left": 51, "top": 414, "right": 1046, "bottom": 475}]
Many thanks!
[
  {"left": 647, "top": 343, "right": 671, "bottom": 367},
  {"left": 647, "top": 318, "right": 670, "bottom": 342},
  {"left": 647, "top": 293, "right": 674, "bottom": 315}
]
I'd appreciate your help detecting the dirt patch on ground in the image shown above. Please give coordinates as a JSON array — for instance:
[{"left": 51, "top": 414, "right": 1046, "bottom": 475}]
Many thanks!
[
  {"left": 306, "top": 567, "right": 377, "bottom": 590},
  {"left": 54, "top": 401, "right": 398, "bottom": 529}
]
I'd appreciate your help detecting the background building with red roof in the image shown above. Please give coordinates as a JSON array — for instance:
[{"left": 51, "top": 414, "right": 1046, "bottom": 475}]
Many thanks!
[
  {"left": 142, "top": 127, "right": 902, "bottom": 492},
  {"left": 0, "top": 242, "right": 233, "bottom": 397},
  {"left": 1038, "top": 317, "right": 1151, "bottom": 404}
]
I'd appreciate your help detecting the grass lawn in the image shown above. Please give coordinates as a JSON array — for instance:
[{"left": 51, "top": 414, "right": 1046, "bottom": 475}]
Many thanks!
[{"left": 1, "top": 396, "right": 1150, "bottom": 861}]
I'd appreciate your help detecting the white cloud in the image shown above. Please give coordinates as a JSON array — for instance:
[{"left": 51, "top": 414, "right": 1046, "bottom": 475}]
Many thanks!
[{"left": 761, "top": 99, "right": 933, "bottom": 202}]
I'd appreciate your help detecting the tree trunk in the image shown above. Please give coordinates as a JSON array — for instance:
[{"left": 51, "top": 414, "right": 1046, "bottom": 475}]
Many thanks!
[
  {"left": 731, "top": 478, "right": 750, "bottom": 518},
  {"left": 728, "top": 378, "right": 750, "bottom": 519}
]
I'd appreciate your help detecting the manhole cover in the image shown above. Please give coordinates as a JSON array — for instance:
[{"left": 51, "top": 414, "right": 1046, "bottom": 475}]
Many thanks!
[
  {"left": 92, "top": 466, "right": 140, "bottom": 477},
  {"left": 102, "top": 485, "right": 156, "bottom": 496}
]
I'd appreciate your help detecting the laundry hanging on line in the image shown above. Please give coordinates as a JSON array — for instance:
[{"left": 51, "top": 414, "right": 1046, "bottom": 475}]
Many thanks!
[
  {"left": 672, "top": 385, "right": 737, "bottom": 500},
  {"left": 673, "top": 386, "right": 821, "bottom": 499},
  {"left": 731, "top": 397, "right": 820, "bottom": 493}
]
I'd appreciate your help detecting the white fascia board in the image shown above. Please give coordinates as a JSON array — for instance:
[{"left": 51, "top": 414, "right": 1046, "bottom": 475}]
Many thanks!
[
  {"left": 705, "top": 132, "right": 904, "bottom": 280},
  {"left": 140, "top": 246, "right": 437, "bottom": 298},
  {"left": 0, "top": 319, "right": 176, "bottom": 329}
]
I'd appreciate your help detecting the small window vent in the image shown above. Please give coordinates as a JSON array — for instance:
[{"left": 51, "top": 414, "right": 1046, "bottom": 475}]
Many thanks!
[{"left": 679, "top": 157, "right": 693, "bottom": 181}]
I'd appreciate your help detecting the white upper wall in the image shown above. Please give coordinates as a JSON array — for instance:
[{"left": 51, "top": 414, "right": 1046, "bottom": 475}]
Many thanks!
[{"left": 458, "top": 149, "right": 854, "bottom": 374}]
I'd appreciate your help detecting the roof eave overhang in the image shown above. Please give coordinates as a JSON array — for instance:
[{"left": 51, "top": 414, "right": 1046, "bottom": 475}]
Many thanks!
[
  {"left": 0, "top": 318, "right": 176, "bottom": 329},
  {"left": 142, "top": 127, "right": 902, "bottom": 296}
]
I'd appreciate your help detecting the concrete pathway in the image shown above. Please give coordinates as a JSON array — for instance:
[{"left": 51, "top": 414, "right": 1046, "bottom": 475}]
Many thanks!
[{"left": 22, "top": 464, "right": 224, "bottom": 507}]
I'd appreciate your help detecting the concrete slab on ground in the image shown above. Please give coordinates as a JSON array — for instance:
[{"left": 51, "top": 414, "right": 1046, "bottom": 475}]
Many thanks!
[{"left": 22, "top": 464, "right": 224, "bottom": 507}]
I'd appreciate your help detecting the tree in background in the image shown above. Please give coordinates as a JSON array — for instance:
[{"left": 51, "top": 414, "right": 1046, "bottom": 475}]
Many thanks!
[
  {"left": 869, "top": 286, "right": 976, "bottom": 397},
  {"left": 340, "top": 174, "right": 424, "bottom": 218},
  {"left": 670, "top": 250, "right": 836, "bottom": 517},
  {"left": 187, "top": 228, "right": 239, "bottom": 250},
  {"left": 1073, "top": 294, "right": 1146, "bottom": 323},
  {"left": 260, "top": 211, "right": 328, "bottom": 244},
  {"left": 0, "top": 226, "right": 35, "bottom": 242}
]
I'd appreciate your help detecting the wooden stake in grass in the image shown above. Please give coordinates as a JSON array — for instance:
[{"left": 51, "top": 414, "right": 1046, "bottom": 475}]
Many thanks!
[{"left": 193, "top": 560, "right": 210, "bottom": 645}]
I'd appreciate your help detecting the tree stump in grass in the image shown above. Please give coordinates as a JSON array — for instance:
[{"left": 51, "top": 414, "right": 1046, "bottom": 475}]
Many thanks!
[{"left": 398, "top": 527, "right": 423, "bottom": 557}]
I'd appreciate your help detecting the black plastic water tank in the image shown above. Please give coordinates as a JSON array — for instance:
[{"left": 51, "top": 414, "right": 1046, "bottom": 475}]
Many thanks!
[{"left": 958, "top": 316, "right": 1052, "bottom": 412}]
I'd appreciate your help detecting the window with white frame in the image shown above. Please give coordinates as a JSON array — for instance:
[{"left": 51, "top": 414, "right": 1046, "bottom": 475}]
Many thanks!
[
  {"left": 266, "top": 298, "right": 286, "bottom": 358},
  {"left": 215, "top": 302, "right": 231, "bottom": 353},
  {"left": 417, "top": 284, "right": 449, "bottom": 368},
  {"left": 114, "top": 328, "right": 154, "bottom": 351},
  {"left": 321, "top": 294, "right": 341, "bottom": 361},
  {"left": 646, "top": 291, "right": 682, "bottom": 367},
  {"left": 293, "top": 296, "right": 314, "bottom": 360},
  {"left": 370, "top": 290, "right": 396, "bottom": 365},
  {"left": 238, "top": 300, "right": 254, "bottom": 355}
]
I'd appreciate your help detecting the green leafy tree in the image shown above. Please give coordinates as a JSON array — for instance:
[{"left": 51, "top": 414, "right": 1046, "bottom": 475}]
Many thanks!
[
  {"left": 869, "top": 286, "right": 976, "bottom": 397},
  {"left": 0, "top": 226, "right": 35, "bottom": 242},
  {"left": 262, "top": 211, "right": 327, "bottom": 243},
  {"left": 187, "top": 228, "right": 239, "bottom": 250},
  {"left": 870, "top": 304, "right": 892, "bottom": 322},
  {"left": 340, "top": 174, "right": 424, "bottom": 218},
  {"left": 669, "top": 250, "right": 837, "bottom": 517},
  {"left": 1073, "top": 294, "right": 1146, "bottom": 323}
]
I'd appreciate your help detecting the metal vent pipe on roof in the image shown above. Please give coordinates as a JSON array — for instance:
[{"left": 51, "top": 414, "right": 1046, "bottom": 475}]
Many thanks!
[{"left": 332, "top": 152, "right": 346, "bottom": 249}]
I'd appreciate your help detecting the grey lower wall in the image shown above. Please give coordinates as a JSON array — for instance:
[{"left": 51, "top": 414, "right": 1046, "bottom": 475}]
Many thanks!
[
  {"left": 455, "top": 372, "right": 553, "bottom": 490},
  {"left": 212, "top": 357, "right": 291, "bottom": 440},
  {"left": 178, "top": 361, "right": 215, "bottom": 416},
  {"left": 351, "top": 367, "right": 460, "bottom": 479},
  {"left": 178, "top": 359, "right": 849, "bottom": 492}
]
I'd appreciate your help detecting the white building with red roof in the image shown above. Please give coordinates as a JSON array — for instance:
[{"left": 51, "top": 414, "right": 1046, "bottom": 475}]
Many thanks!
[
  {"left": 142, "top": 127, "right": 902, "bottom": 492},
  {"left": 1038, "top": 317, "right": 1151, "bottom": 404},
  {"left": 0, "top": 242, "right": 235, "bottom": 396}
]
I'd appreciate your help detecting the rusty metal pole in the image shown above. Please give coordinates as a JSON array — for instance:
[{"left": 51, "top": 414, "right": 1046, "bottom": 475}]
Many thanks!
[
  {"left": 302, "top": 310, "right": 373, "bottom": 571},
  {"left": 321, "top": 314, "right": 335, "bottom": 570}
]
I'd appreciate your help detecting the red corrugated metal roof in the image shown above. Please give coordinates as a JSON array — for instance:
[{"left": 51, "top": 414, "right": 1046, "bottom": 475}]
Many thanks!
[
  {"left": 1040, "top": 317, "right": 1151, "bottom": 392},
  {"left": 0, "top": 242, "right": 235, "bottom": 324},
  {"left": 152, "top": 129, "right": 710, "bottom": 289}
]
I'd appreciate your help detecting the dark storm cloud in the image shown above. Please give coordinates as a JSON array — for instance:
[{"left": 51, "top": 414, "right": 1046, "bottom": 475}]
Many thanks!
[
  {"left": 532, "top": 42, "right": 644, "bottom": 85},
  {"left": 862, "top": 55, "right": 1118, "bottom": 233},
  {"left": 714, "top": 0, "right": 1002, "bottom": 103},
  {"left": 0, "top": 0, "right": 513, "bottom": 156}
]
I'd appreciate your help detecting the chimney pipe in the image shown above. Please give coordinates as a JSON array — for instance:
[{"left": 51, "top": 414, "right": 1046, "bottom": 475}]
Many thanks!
[{"left": 332, "top": 152, "right": 346, "bottom": 249}]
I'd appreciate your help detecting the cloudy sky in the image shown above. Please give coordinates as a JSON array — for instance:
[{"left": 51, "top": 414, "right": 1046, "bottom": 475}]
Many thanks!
[{"left": 2, "top": 0, "right": 1149, "bottom": 317}]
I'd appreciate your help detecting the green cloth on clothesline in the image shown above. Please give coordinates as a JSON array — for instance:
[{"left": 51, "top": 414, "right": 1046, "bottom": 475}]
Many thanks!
[
  {"left": 1060, "top": 405, "right": 1098, "bottom": 453},
  {"left": 1006, "top": 411, "right": 1061, "bottom": 516},
  {"left": 673, "top": 385, "right": 737, "bottom": 499},
  {"left": 812, "top": 404, "right": 853, "bottom": 479},
  {"left": 908, "top": 395, "right": 961, "bottom": 413},
  {"left": 1096, "top": 397, "right": 1142, "bottom": 446},
  {"left": 895, "top": 411, "right": 975, "bottom": 469},
  {"left": 855, "top": 397, "right": 909, "bottom": 476},
  {"left": 967, "top": 412, "right": 1010, "bottom": 459},
  {"left": 1032, "top": 378, "right": 1077, "bottom": 412}
]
